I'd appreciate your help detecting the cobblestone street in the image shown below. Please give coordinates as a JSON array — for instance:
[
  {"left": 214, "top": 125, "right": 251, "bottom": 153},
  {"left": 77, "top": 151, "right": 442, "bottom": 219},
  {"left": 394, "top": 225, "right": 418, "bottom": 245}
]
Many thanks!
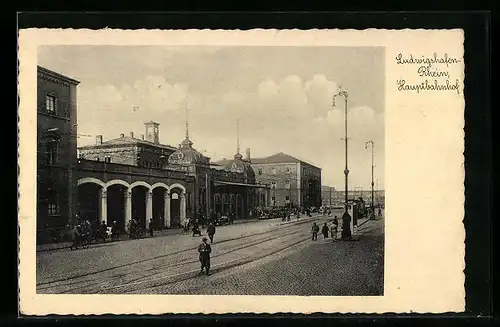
[
  {"left": 37, "top": 212, "right": 383, "bottom": 296},
  {"left": 137, "top": 218, "right": 384, "bottom": 296}
]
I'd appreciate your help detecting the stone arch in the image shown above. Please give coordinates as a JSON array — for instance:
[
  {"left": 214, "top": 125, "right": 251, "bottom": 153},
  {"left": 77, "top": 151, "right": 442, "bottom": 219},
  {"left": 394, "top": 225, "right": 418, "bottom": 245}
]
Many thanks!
[
  {"left": 151, "top": 182, "right": 170, "bottom": 192},
  {"left": 130, "top": 181, "right": 152, "bottom": 190},
  {"left": 169, "top": 182, "right": 186, "bottom": 193},
  {"left": 78, "top": 177, "right": 105, "bottom": 188},
  {"left": 106, "top": 179, "right": 130, "bottom": 189}
]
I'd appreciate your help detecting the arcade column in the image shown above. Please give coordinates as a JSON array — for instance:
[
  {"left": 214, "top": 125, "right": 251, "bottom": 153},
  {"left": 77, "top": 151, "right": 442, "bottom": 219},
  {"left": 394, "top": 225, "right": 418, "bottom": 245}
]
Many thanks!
[
  {"left": 124, "top": 189, "right": 132, "bottom": 232},
  {"left": 164, "top": 192, "right": 171, "bottom": 228},
  {"left": 99, "top": 188, "right": 107, "bottom": 224},
  {"left": 146, "top": 190, "right": 153, "bottom": 222},
  {"left": 180, "top": 192, "right": 186, "bottom": 221}
]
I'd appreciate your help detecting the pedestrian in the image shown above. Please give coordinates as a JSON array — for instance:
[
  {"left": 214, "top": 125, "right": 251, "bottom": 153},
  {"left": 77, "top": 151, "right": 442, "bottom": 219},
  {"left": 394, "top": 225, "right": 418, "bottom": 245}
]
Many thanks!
[
  {"left": 198, "top": 236, "right": 212, "bottom": 275},
  {"left": 341, "top": 209, "right": 352, "bottom": 239},
  {"left": 207, "top": 222, "right": 216, "bottom": 243},
  {"left": 332, "top": 216, "right": 339, "bottom": 241},
  {"left": 311, "top": 222, "right": 319, "bottom": 241},
  {"left": 321, "top": 222, "right": 329, "bottom": 240},
  {"left": 192, "top": 219, "right": 201, "bottom": 237},
  {"left": 378, "top": 208, "right": 382, "bottom": 216},
  {"left": 111, "top": 220, "right": 119, "bottom": 241},
  {"left": 148, "top": 218, "right": 154, "bottom": 237},
  {"left": 99, "top": 220, "right": 107, "bottom": 243},
  {"left": 85, "top": 220, "right": 92, "bottom": 243},
  {"left": 71, "top": 224, "right": 81, "bottom": 249}
]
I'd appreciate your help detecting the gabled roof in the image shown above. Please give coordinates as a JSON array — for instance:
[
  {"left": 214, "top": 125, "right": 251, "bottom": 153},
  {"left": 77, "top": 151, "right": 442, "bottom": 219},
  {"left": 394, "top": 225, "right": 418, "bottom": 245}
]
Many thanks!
[
  {"left": 250, "top": 152, "right": 321, "bottom": 169},
  {"left": 78, "top": 136, "right": 177, "bottom": 151},
  {"left": 250, "top": 152, "right": 302, "bottom": 164}
]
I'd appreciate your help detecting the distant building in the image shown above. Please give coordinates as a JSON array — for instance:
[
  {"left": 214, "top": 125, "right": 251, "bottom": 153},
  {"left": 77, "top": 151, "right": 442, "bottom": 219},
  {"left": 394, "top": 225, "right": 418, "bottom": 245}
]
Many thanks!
[
  {"left": 321, "top": 185, "right": 337, "bottom": 206},
  {"left": 334, "top": 190, "right": 385, "bottom": 206},
  {"left": 37, "top": 66, "right": 80, "bottom": 237},
  {"left": 241, "top": 152, "right": 322, "bottom": 208}
]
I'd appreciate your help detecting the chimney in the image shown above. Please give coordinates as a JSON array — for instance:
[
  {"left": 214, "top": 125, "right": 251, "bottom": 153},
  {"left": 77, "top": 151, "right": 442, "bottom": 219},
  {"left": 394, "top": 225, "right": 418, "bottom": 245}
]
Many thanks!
[
  {"left": 245, "top": 148, "right": 251, "bottom": 162},
  {"left": 141, "top": 134, "right": 145, "bottom": 140},
  {"left": 120, "top": 133, "right": 125, "bottom": 138},
  {"left": 130, "top": 132, "right": 134, "bottom": 138},
  {"left": 96, "top": 135, "right": 103, "bottom": 145}
]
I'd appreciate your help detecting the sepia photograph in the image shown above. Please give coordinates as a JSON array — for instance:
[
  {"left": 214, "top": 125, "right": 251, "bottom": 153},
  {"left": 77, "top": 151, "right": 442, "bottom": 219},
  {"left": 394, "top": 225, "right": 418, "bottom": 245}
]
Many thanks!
[
  {"left": 35, "top": 45, "right": 385, "bottom": 296},
  {"left": 19, "top": 28, "right": 465, "bottom": 315}
]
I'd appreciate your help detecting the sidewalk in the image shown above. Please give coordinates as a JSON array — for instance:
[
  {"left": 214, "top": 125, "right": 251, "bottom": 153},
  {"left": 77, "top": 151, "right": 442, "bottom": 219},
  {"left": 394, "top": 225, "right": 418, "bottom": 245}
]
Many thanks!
[{"left": 36, "top": 217, "right": 261, "bottom": 252}]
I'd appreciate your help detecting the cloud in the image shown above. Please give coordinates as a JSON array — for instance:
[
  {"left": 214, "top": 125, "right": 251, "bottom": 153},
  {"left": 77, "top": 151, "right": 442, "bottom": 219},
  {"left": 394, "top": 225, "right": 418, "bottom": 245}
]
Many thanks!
[{"left": 76, "top": 73, "right": 384, "bottom": 189}]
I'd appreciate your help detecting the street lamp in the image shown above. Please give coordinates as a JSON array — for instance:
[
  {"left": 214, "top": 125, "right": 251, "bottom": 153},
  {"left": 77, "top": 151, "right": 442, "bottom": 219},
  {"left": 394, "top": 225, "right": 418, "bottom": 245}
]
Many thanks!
[
  {"left": 333, "top": 86, "right": 351, "bottom": 238},
  {"left": 365, "top": 140, "right": 375, "bottom": 220}
]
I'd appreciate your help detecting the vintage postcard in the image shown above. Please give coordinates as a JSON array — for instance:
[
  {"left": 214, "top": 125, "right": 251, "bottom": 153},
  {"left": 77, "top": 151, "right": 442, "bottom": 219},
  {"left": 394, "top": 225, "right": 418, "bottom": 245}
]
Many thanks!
[{"left": 18, "top": 28, "right": 465, "bottom": 314}]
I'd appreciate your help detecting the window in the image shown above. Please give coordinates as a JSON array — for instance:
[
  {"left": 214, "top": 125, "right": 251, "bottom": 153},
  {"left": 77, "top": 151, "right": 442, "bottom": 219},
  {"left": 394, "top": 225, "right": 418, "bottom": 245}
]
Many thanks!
[
  {"left": 45, "top": 141, "right": 59, "bottom": 165},
  {"left": 285, "top": 196, "right": 289, "bottom": 201},
  {"left": 271, "top": 182, "right": 276, "bottom": 189},
  {"left": 271, "top": 168, "right": 277, "bottom": 175},
  {"left": 285, "top": 180, "right": 290, "bottom": 189},
  {"left": 286, "top": 167, "right": 290, "bottom": 173},
  {"left": 47, "top": 188, "right": 59, "bottom": 215},
  {"left": 45, "top": 94, "right": 57, "bottom": 114},
  {"left": 258, "top": 168, "right": 262, "bottom": 175},
  {"left": 104, "top": 156, "right": 111, "bottom": 163}
]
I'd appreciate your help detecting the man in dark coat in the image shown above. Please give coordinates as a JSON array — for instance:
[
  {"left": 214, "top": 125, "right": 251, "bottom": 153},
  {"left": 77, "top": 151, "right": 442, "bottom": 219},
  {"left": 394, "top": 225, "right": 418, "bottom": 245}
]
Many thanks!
[
  {"left": 321, "top": 222, "right": 329, "bottom": 240},
  {"left": 197, "top": 237, "right": 212, "bottom": 275},
  {"left": 311, "top": 222, "right": 319, "bottom": 241},
  {"left": 341, "top": 210, "right": 352, "bottom": 239},
  {"left": 192, "top": 219, "right": 201, "bottom": 237},
  {"left": 207, "top": 222, "right": 216, "bottom": 243},
  {"left": 99, "top": 220, "right": 107, "bottom": 243}
]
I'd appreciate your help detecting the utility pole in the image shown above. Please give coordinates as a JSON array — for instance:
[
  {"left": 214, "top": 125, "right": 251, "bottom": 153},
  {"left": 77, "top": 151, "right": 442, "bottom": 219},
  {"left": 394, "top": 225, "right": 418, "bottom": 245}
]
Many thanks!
[
  {"left": 365, "top": 140, "right": 375, "bottom": 219},
  {"left": 333, "top": 86, "right": 351, "bottom": 237}
]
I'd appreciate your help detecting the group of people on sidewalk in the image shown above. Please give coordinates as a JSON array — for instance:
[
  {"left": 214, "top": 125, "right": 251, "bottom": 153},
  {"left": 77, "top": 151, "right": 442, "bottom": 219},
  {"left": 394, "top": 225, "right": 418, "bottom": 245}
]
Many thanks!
[
  {"left": 311, "top": 210, "right": 354, "bottom": 242},
  {"left": 311, "top": 217, "right": 339, "bottom": 242},
  {"left": 69, "top": 216, "right": 122, "bottom": 249}
]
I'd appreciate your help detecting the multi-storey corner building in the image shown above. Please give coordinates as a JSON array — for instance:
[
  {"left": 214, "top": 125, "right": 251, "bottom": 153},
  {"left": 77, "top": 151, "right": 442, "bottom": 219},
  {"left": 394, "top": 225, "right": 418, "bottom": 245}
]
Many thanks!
[
  {"left": 37, "top": 66, "right": 80, "bottom": 236},
  {"left": 247, "top": 153, "right": 322, "bottom": 209}
]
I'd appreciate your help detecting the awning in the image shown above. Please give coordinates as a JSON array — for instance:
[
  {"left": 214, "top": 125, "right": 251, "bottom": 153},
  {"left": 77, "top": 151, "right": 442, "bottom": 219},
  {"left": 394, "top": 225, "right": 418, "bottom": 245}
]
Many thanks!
[{"left": 213, "top": 181, "right": 270, "bottom": 188}]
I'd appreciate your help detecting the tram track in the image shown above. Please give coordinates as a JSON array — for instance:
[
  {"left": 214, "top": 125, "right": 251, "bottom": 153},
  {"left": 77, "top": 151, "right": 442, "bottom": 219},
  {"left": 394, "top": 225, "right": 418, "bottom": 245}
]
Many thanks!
[
  {"left": 44, "top": 227, "right": 308, "bottom": 294},
  {"left": 121, "top": 219, "right": 384, "bottom": 294},
  {"left": 93, "top": 229, "right": 311, "bottom": 294},
  {"left": 37, "top": 216, "right": 319, "bottom": 287},
  {"left": 37, "top": 217, "right": 329, "bottom": 293},
  {"left": 38, "top": 217, "right": 382, "bottom": 294}
]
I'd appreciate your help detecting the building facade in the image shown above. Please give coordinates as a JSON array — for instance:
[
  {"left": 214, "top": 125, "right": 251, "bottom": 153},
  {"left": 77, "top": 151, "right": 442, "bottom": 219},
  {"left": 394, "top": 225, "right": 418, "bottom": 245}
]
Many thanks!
[
  {"left": 321, "top": 185, "right": 337, "bottom": 206},
  {"left": 75, "top": 122, "right": 271, "bottom": 234},
  {"left": 37, "top": 66, "right": 80, "bottom": 238},
  {"left": 248, "top": 152, "right": 322, "bottom": 209},
  {"left": 78, "top": 122, "right": 177, "bottom": 168}
]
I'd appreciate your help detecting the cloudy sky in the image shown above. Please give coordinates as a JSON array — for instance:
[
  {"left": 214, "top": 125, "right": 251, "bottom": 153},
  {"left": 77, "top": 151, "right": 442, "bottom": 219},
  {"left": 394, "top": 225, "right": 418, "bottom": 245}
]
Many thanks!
[{"left": 39, "top": 46, "right": 385, "bottom": 190}]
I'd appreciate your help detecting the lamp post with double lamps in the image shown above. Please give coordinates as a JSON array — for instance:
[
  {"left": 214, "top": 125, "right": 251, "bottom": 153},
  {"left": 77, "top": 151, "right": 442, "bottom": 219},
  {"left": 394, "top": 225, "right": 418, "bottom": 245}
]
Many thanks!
[{"left": 333, "top": 86, "right": 352, "bottom": 238}]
